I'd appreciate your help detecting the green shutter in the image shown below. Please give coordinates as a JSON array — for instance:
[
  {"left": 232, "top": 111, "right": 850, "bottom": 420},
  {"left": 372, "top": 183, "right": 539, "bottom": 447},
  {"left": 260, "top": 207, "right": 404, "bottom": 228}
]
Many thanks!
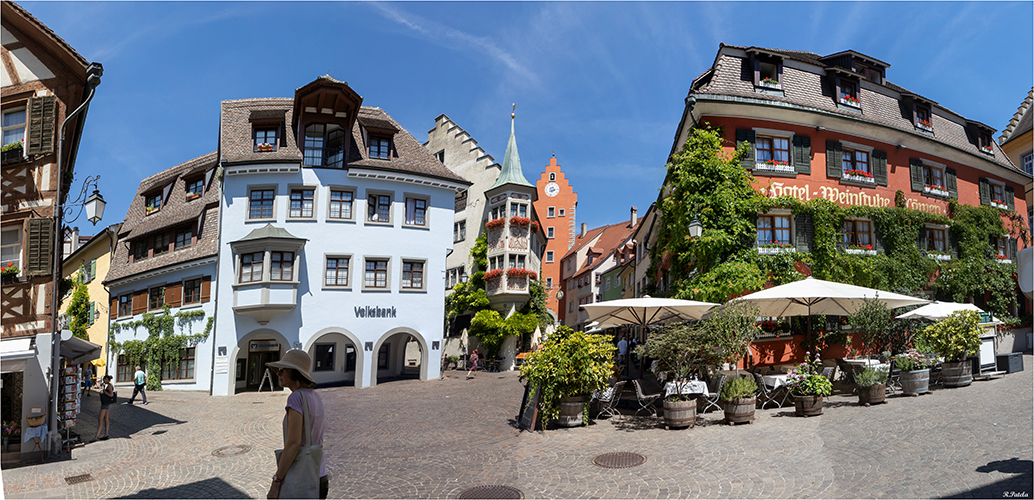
[
  {"left": 27, "top": 218, "right": 54, "bottom": 276},
  {"left": 1009, "top": 238, "right": 1018, "bottom": 260},
  {"left": 26, "top": 95, "right": 57, "bottom": 156},
  {"left": 750, "top": 214, "right": 759, "bottom": 248},
  {"left": 949, "top": 230, "right": 959, "bottom": 258},
  {"left": 909, "top": 159, "right": 925, "bottom": 192},
  {"left": 1005, "top": 185, "right": 1015, "bottom": 210},
  {"left": 978, "top": 178, "right": 990, "bottom": 206},
  {"left": 872, "top": 150, "right": 888, "bottom": 186},
  {"left": 88, "top": 301, "right": 95, "bottom": 326},
  {"left": 945, "top": 168, "right": 958, "bottom": 198},
  {"left": 793, "top": 135, "right": 811, "bottom": 174},
  {"left": 795, "top": 214, "right": 812, "bottom": 253},
  {"left": 737, "top": 129, "right": 756, "bottom": 170},
  {"left": 825, "top": 140, "right": 842, "bottom": 179},
  {"left": 874, "top": 230, "right": 886, "bottom": 254}
]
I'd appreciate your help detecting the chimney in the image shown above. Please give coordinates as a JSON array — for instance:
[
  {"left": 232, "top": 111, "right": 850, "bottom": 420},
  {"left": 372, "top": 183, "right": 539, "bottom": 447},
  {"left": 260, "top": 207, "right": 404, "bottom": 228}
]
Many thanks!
[
  {"left": 580, "top": 223, "right": 587, "bottom": 238},
  {"left": 630, "top": 206, "right": 638, "bottom": 227}
]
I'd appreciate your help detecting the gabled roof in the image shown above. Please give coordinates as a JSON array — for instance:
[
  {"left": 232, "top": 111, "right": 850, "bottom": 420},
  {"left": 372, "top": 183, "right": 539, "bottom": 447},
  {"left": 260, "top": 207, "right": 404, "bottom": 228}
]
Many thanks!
[
  {"left": 565, "top": 220, "right": 639, "bottom": 277},
  {"left": 489, "top": 116, "right": 533, "bottom": 190},
  {"left": 234, "top": 224, "right": 304, "bottom": 243},
  {"left": 1000, "top": 88, "right": 1033, "bottom": 147},
  {"left": 2, "top": 1, "right": 89, "bottom": 79},
  {"left": 62, "top": 223, "right": 120, "bottom": 267}
]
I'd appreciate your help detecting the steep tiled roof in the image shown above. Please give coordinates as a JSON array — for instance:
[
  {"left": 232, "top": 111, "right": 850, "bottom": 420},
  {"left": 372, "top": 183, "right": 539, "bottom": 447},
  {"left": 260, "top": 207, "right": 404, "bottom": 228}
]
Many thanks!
[
  {"left": 694, "top": 45, "right": 1022, "bottom": 174},
  {"left": 219, "top": 100, "right": 468, "bottom": 185},
  {"left": 575, "top": 221, "right": 638, "bottom": 276},
  {"left": 104, "top": 152, "right": 219, "bottom": 284},
  {"left": 1000, "top": 88, "right": 1033, "bottom": 147}
]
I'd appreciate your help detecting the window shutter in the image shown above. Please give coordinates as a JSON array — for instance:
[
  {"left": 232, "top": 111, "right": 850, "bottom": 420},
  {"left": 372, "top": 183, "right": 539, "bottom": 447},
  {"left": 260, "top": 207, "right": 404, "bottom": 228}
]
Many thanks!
[
  {"left": 949, "top": 230, "right": 959, "bottom": 258},
  {"left": 26, "top": 95, "right": 57, "bottom": 156},
  {"left": 977, "top": 178, "right": 990, "bottom": 206},
  {"left": 750, "top": 214, "right": 759, "bottom": 248},
  {"left": 736, "top": 129, "right": 756, "bottom": 170},
  {"left": 945, "top": 168, "right": 958, "bottom": 198},
  {"left": 872, "top": 150, "right": 888, "bottom": 186},
  {"left": 166, "top": 282, "right": 182, "bottom": 307},
  {"left": 793, "top": 135, "right": 811, "bottom": 174},
  {"left": 88, "top": 301, "right": 95, "bottom": 326},
  {"left": 200, "top": 275, "right": 212, "bottom": 302},
  {"left": 909, "top": 159, "right": 925, "bottom": 192},
  {"left": 836, "top": 221, "right": 846, "bottom": 252},
  {"left": 110, "top": 297, "right": 118, "bottom": 320},
  {"left": 26, "top": 218, "right": 54, "bottom": 276},
  {"left": 132, "top": 289, "right": 147, "bottom": 315},
  {"left": 1009, "top": 238, "right": 1018, "bottom": 260},
  {"left": 794, "top": 214, "right": 812, "bottom": 253},
  {"left": 874, "top": 230, "right": 886, "bottom": 254},
  {"left": 825, "top": 140, "right": 842, "bottom": 179},
  {"left": 917, "top": 228, "right": 926, "bottom": 252},
  {"left": 1005, "top": 185, "right": 1015, "bottom": 210},
  {"left": 752, "top": 58, "right": 760, "bottom": 86}
]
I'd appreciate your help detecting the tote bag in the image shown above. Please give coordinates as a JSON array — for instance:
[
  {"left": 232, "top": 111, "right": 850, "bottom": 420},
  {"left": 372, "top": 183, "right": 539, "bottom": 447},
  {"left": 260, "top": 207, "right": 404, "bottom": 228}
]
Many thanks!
[{"left": 274, "top": 391, "right": 322, "bottom": 499}]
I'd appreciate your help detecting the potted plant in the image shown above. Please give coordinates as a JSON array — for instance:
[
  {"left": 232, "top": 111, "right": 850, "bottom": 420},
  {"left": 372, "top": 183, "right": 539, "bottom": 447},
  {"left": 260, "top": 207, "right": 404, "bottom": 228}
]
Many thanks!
[
  {"left": 2, "top": 421, "right": 19, "bottom": 453},
  {"left": 256, "top": 142, "right": 275, "bottom": 152},
  {"left": 635, "top": 322, "right": 705, "bottom": 429},
  {"left": 895, "top": 349, "right": 931, "bottom": 396},
  {"left": 760, "top": 77, "right": 779, "bottom": 86},
  {"left": 1, "top": 140, "right": 23, "bottom": 165},
  {"left": 519, "top": 327, "right": 615, "bottom": 428},
  {"left": 923, "top": 310, "right": 982, "bottom": 388},
  {"left": 485, "top": 217, "right": 506, "bottom": 230},
  {"left": 855, "top": 366, "right": 888, "bottom": 406},
  {"left": 1, "top": 263, "right": 19, "bottom": 284},
  {"left": 786, "top": 351, "right": 833, "bottom": 416},
  {"left": 446, "top": 355, "right": 460, "bottom": 370},
  {"left": 719, "top": 375, "right": 758, "bottom": 424}
]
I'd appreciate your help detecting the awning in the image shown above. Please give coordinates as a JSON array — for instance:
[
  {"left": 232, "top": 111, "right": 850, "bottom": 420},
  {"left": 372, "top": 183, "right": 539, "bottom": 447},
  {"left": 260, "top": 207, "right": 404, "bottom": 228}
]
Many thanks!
[
  {"left": 1, "top": 338, "right": 36, "bottom": 374},
  {"left": 91, "top": 358, "right": 106, "bottom": 367},
  {"left": 60, "top": 336, "right": 102, "bottom": 365}
]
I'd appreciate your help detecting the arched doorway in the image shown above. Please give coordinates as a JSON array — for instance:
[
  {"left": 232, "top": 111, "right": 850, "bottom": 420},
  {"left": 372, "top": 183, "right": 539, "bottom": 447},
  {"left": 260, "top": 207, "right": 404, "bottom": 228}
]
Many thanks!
[
  {"left": 370, "top": 328, "right": 429, "bottom": 387},
  {"left": 229, "top": 328, "right": 290, "bottom": 394},
  {"left": 303, "top": 327, "right": 364, "bottom": 388}
]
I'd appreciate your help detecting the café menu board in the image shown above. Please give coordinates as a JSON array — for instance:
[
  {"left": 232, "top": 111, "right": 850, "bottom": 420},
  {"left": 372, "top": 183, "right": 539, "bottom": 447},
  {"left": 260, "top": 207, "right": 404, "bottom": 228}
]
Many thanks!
[{"left": 518, "top": 384, "right": 540, "bottom": 432}]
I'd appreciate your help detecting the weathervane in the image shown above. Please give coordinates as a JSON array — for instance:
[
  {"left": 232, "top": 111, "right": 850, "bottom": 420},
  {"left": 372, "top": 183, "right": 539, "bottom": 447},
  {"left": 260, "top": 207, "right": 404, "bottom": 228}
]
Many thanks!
[{"left": 512, "top": 103, "right": 516, "bottom": 119}]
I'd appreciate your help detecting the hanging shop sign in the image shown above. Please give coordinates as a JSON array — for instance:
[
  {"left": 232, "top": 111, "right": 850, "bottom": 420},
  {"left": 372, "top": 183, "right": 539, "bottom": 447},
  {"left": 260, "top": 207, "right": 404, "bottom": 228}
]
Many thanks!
[{"left": 249, "top": 340, "right": 280, "bottom": 352}]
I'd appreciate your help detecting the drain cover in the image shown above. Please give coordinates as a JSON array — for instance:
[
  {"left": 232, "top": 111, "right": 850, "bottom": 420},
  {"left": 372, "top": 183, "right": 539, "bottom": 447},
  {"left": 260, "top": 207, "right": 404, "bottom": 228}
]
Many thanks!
[
  {"left": 65, "top": 473, "right": 94, "bottom": 485},
  {"left": 592, "top": 451, "right": 647, "bottom": 469},
  {"left": 212, "top": 445, "right": 251, "bottom": 457},
  {"left": 458, "top": 485, "right": 524, "bottom": 499}
]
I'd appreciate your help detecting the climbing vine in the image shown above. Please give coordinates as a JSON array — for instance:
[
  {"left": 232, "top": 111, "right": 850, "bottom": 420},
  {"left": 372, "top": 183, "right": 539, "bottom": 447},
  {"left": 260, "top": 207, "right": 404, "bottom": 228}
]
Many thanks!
[
  {"left": 65, "top": 275, "right": 91, "bottom": 340},
  {"left": 108, "top": 305, "right": 213, "bottom": 391}
]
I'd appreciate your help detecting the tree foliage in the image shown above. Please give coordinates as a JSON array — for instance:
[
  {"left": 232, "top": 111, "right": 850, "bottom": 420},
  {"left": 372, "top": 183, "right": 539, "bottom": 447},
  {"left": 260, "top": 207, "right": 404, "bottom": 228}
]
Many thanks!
[
  {"left": 849, "top": 296, "right": 892, "bottom": 356},
  {"left": 922, "top": 310, "right": 983, "bottom": 362},
  {"left": 519, "top": 327, "right": 615, "bottom": 425},
  {"left": 108, "top": 306, "right": 211, "bottom": 390},
  {"left": 65, "top": 276, "right": 91, "bottom": 340}
]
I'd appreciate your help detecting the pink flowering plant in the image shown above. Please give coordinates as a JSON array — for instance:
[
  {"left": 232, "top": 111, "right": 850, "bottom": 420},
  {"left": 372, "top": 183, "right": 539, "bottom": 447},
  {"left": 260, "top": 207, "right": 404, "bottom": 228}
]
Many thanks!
[
  {"left": 2, "top": 420, "right": 20, "bottom": 439},
  {"left": 894, "top": 349, "right": 929, "bottom": 371},
  {"left": 840, "top": 94, "right": 860, "bottom": 105},
  {"left": 785, "top": 351, "right": 832, "bottom": 397},
  {"left": 759, "top": 240, "right": 793, "bottom": 249},
  {"left": 916, "top": 118, "right": 932, "bottom": 129},
  {"left": 847, "top": 244, "right": 873, "bottom": 251},
  {"left": 761, "top": 159, "right": 789, "bottom": 167}
]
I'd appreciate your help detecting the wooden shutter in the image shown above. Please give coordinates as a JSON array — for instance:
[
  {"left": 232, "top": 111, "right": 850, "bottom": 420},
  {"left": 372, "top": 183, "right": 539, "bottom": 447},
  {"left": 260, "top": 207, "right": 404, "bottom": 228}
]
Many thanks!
[
  {"left": 794, "top": 214, "right": 813, "bottom": 253},
  {"left": 132, "top": 289, "right": 147, "bottom": 314},
  {"left": 909, "top": 159, "right": 925, "bottom": 192},
  {"left": 752, "top": 57, "right": 760, "bottom": 86},
  {"left": 200, "top": 276, "right": 212, "bottom": 302},
  {"left": 88, "top": 301, "right": 95, "bottom": 326},
  {"left": 978, "top": 178, "right": 990, "bottom": 206},
  {"left": 949, "top": 230, "right": 959, "bottom": 258},
  {"left": 166, "top": 282, "right": 182, "bottom": 307},
  {"left": 872, "top": 150, "right": 888, "bottom": 186},
  {"left": 749, "top": 214, "right": 759, "bottom": 248},
  {"left": 793, "top": 135, "right": 811, "bottom": 174},
  {"left": 1009, "top": 238, "right": 1018, "bottom": 260},
  {"left": 874, "top": 230, "right": 886, "bottom": 254},
  {"left": 945, "top": 168, "right": 958, "bottom": 198},
  {"left": 26, "top": 217, "right": 54, "bottom": 276},
  {"left": 825, "top": 140, "right": 842, "bottom": 178},
  {"left": 110, "top": 297, "right": 119, "bottom": 320},
  {"left": 1005, "top": 185, "right": 1015, "bottom": 210},
  {"left": 736, "top": 129, "right": 756, "bottom": 170},
  {"left": 26, "top": 95, "right": 57, "bottom": 156}
]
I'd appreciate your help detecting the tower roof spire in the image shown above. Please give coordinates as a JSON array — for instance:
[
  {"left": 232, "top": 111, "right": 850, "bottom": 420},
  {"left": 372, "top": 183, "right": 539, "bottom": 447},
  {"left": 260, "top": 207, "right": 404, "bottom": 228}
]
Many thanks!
[{"left": 490, "top": 104, "right": 533, "bottom": 190}]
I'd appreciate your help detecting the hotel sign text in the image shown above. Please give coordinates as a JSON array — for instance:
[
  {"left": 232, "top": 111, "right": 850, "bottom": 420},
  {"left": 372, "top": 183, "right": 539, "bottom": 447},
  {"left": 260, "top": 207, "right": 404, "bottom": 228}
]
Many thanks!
[{"left": 761, "top": 182, "right": 946, "bottom": 215}]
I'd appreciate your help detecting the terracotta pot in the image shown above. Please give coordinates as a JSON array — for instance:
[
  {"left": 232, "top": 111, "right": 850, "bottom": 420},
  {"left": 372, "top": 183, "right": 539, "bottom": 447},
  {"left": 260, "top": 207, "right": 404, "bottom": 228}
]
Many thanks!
[{"left": 794, "top": 395, "right": 823, "bottom": 417}]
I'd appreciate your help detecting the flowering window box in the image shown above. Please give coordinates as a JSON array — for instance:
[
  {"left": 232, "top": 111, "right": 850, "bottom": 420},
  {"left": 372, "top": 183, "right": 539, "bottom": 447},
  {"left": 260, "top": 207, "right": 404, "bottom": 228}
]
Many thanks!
[
  {"left": 485, "top": 218, "right": 506, "bottom": 230},
  {"left": 484, "top": 269, "right": 503, "bottom": 280},
  {"left": 979, "top": 146, "right": 994, "bottom": 155},
  {"left": 926, "top": 252, "right": 952, "bottom": 262},
  {"left": 922, "top": 185, "right": 950, "bottom": 198},
  {"left": 997, "top": 257, "right": 1013, "bottom": 264},
  {"left": 755, "top": 160, "right": 795, "bottom": 173},
  {"left": 842, "top": 172, "right": 875, "bottom": 185},
  {"left": 839, "top": 95, "right": 860, "bottom": 107},
  {"left": 990, "top": 200, "right": 1008, "bottom": 210},
  {"left": 845, "top": 247, "right": 876, "bottom": 256},
  {"left": 758, "top": 245, "right": 793, "bottom": 255},
  {"left": 509, "top": 216, "right": 531, "bottom": 227},
  {"left": 506, "top": 268, "right": 538, "bottom": 280},
  {"left": 915, "top": 120, "right": 933, "bottom": 132},
  {"left": 255, "top": 143, "right": 275, "bottom": 153}
]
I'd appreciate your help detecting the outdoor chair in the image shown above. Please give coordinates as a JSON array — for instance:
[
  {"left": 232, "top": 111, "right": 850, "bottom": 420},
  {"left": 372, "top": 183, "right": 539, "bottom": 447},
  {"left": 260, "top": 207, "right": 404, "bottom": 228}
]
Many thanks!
[
  {"left": 592, "top": 380, "right": 626, "bottom": 419},
  {"left": 699, "top": 374, "right": 727, "bottom": 414},
  {"left": 820, "top": 367, "right": 834, "bottom": 384},
  {"left": 753, "top": 373, "right": 790, "bottom": 409},
  {"left": 886, "top": 360, "right": 902, "bottom": 393},
  {"left": 835, "top": 359, "right": 863, "bottom": 385},
  {"left": 632, "top": 379, "right": 662, "bottom": 417}
]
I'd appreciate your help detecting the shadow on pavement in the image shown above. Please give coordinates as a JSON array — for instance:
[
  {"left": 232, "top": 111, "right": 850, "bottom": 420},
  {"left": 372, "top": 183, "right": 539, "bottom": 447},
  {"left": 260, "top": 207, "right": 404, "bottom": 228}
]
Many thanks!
[
  {"left": 113, "top": 477, "right": 250, "bottom": 499},
  {"left": 78, "top": 394, "right": 187, "bottom": 441},
  {"left": 940, "top": 458, "right": 1033, "bottom": 499}
]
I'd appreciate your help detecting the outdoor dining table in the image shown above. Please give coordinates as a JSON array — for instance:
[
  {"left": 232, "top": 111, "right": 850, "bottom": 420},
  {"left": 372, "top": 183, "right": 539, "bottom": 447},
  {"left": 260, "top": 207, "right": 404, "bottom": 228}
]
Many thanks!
[
  {"left": 761, "top": 373, "right": 791, "bottom": 390},
  {"left": 842, "top": 358, "right": 890, "bottom": 372},
  {"left": 664, "top": 380, "right": 708, "bottom": 397}
]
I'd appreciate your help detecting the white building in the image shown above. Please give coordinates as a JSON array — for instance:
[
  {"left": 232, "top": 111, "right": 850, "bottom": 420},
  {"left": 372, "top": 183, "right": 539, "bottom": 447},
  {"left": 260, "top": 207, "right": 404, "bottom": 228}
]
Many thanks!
[{"left": 210, "top": 77, "right": 469, "bottom": 394}]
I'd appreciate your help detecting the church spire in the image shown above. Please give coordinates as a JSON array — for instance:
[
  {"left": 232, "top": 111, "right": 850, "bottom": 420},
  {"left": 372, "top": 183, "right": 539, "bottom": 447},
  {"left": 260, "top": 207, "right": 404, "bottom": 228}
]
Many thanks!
[{"left": 489, "top": 104, "right": 533, "bottom": 190}]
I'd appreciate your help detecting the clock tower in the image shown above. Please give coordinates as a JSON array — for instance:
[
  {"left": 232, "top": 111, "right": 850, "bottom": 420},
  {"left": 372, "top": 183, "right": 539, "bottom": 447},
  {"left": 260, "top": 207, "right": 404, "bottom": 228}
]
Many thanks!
[{"left": 534, "top": 155, "right": 577, "bottom": 319}]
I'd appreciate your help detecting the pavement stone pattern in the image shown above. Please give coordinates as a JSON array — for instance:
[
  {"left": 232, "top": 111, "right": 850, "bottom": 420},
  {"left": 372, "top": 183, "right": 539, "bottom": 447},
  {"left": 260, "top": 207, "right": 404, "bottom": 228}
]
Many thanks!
[{"left": 1, "top": 356, "right": 1031, "bottom": 499}]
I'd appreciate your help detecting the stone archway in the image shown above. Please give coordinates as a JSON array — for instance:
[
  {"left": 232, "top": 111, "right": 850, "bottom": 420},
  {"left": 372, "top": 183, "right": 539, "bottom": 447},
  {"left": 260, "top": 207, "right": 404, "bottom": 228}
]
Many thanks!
[
  {"left": 228, "top": 328, "right": 290, "bottom": 395},
  {"left": 369, "top": 327, "right": 429, "bottom": 387},
  {"left": 303, "top": 327, "right": 365, "bottom": 387}
]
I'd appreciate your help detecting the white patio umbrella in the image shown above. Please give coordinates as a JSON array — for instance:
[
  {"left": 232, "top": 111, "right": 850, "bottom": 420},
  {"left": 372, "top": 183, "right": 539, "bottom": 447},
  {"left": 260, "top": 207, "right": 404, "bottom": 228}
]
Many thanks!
[{"left": 895, "top": 301, "right": 984, "bottom": 321}]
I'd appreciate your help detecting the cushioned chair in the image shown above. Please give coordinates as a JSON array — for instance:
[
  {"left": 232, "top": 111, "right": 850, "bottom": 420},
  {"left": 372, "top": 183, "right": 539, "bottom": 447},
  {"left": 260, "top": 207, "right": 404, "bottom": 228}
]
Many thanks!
[
  {"left": 592, "top": 380, "right": 626, "bottom": 419},
  {"left": 632, "top": 379, "right": 662, "bottom": 417}
]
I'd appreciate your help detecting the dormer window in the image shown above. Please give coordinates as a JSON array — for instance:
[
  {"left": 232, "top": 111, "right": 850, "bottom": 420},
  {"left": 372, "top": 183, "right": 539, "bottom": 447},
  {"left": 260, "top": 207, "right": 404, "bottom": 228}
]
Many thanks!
[
  {"left": 855, "top": 61, "right": 882, "bottom": 84},
  {"left": 979, "top": 132, "right": 994, "bottom": 155},
  {"left": 747, "top": 49, "right": 783, "bottom": 91},
  {"left": 145, "top": 192, "right": 162, "bottom": 214},
  {"left": 186, "top": 178, "right": 204, "bottom": 199},
  {"left": 369, "top": 137, "right": 391, "bottom": 159},
  {"left": 303, "top": 123, "right": 346, "bottom": 168},
  {"left": 839, "top": 80, "right": 859, "bottom": 106},
  {"left": 915, "top": 106, "right": 933, "bottom": 132},
  {"left": 254, "top": 128, "right": 278, "bottom": 153}
]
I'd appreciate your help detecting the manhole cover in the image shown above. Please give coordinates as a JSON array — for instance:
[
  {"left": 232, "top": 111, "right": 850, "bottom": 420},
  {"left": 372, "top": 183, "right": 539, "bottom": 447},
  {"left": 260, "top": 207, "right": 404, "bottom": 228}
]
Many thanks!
[
  {"left": 212, "top": 445, "right": 251, "bottom": 457},
  {"left": 592, "top": 451, "right": 647, "bottom": 469},
  {"left": 458, "top": 485, "right": 524, "bottom": 499},
  {"left": 65, "top": 473, "right": 94, "bottom": 485}
]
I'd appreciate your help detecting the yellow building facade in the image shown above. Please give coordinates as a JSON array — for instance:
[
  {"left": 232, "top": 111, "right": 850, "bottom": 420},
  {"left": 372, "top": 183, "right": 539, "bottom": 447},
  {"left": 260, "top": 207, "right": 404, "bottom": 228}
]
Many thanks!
[{"left": 58, "top": 224, "right": 119, "bottom": 378}]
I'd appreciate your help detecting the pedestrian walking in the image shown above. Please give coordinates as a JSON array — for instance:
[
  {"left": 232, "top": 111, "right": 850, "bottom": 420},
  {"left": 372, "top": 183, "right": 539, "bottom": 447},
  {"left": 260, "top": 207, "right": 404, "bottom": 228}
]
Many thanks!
[
  {"left": 466, "top": 349, "right": 479, "bottom": 380},
  {"left": 266, "top": 349, "right": 327, "bottom": 499},
  {"left": 128, "top": 365, "right": 148, "bottom": 405},
  {"left": 82, "top": 364, "right": 94, "bottom": 397},
  {"left": 92, "top": 375, "right": 114, "bottom": 442}
]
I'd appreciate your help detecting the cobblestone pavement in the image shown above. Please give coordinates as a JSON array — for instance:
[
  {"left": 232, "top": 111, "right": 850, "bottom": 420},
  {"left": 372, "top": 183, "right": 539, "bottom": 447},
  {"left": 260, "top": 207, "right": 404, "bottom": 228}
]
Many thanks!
[{"left": 2, "top": 356, "right": 1032, "bottom": 499}]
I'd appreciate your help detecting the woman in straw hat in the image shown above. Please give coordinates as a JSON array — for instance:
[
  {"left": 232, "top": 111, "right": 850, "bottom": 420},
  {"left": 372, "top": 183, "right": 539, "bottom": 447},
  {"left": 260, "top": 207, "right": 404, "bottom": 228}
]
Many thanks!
[{"left": 266, "top": 349, "right": 328, "bottom": 499}]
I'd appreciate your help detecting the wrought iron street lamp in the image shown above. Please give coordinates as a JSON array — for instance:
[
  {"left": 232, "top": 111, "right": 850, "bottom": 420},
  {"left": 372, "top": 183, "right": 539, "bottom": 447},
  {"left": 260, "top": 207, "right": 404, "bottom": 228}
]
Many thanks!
[{"left": 688, "top": 217, "right": 703, "bottom": 239}]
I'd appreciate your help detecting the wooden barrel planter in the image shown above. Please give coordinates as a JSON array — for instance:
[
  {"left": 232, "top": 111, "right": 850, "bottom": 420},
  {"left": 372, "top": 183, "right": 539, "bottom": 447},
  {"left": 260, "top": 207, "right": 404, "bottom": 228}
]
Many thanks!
[
  {"left": 722, "top": 397, "right": 756, "bottom": 424},
  {"left": 857, "top": 384, "right": 886, "bottom": 406},
  {"left": 794, "top": 395, "right": 824, "bottom": 417},
  {"left": 556, "top": 396, "right": 585, "bottom": 427},
  {"left": 941, "top": 361, "right": 973, "bottom": 387},
  {"left": 663, "top": 398, "right": 697, "bottom": 429},
  {"left": 900, "top": 369, "right": 930, "bottom": 396}
]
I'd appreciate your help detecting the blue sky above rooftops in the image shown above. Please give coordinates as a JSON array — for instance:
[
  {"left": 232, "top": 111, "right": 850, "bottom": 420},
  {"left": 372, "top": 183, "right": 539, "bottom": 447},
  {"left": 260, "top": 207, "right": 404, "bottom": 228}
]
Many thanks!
[{"left": 21, "top": 1, "right": 1033, "bottom": 234}]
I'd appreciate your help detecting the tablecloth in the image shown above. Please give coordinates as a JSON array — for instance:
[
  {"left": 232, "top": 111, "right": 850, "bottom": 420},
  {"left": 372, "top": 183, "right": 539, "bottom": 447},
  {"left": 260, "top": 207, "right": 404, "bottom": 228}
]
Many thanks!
[{"left": 664, "top": 380, "right": 708, "bottom": 397}]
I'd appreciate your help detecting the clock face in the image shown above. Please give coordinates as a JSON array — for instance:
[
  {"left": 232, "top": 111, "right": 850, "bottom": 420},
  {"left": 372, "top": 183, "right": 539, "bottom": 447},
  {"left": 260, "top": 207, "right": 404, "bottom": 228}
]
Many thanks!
[{"left": 545, "top": 182, "right": 560, "bottom": 197}]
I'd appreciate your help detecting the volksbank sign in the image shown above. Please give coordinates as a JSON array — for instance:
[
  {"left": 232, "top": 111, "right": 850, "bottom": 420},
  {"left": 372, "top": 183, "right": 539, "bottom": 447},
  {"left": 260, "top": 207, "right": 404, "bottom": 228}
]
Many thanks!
[{"left": 355, "top": 306, "right": 398, "bottom": 318}]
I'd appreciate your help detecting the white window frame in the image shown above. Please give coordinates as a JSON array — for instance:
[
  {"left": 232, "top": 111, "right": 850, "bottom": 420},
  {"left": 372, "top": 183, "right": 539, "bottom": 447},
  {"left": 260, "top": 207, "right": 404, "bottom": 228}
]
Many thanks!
[
  {"left": 545, "top": 251, "right": 554, "bottom": 263},
  {"left": 546, "top": 277, "right": 553, "bottom": 289},
  {"left": 1021, "top": 151, "right": 1033, "bottom": 175},
  {"left": 366, "top": 190, "right": 394, "bottom": 225},
  {"left": 403, "top": 194, "right": 429, "bottom": 228},
  {"left": 287, "top": 185, "right": 318, "bottom": 220},
  {"left": 1, "top": 225, "right": 22, "bottom": 275},
  {"left": 920, "top": 160, "right": 948, "bottom": 197},
  {"left": 547, "top": 227, "right": 555, "bottom": 239},
  {"left": 247, "top": 185, "right": 278, "bottom": 222},
  {"left": 547, "top": 207, "right": 555, "bottom": 218},
  {"left": 2, "top": 107, "right": 26, "bottom": 148},
  {"left": 752, "top": 128, "right": 794, "bottom": 173},
  {"left": 327, "top": 186, "right": 357, "bottom": 222},
  {"left": 987, "top": 178, "right": 1007, "bottom": 208},
  {"left": 558, "top": 208, "right": 566, "bottom": 217},
  {"left": 323, "top": 254, "right": 352, "bottom": 289},
  {"left": 454, "top": 220, "right": 466, "bottom": 243}
]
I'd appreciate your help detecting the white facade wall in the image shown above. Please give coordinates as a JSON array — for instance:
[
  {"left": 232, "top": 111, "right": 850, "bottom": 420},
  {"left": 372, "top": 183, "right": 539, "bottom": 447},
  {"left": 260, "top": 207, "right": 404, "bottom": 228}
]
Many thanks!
[
  {"left": 107, "top": 262, "right": 217, "bottom": 392},
  {"left": 211, "top": 165, "right": 458, "bottom": 395}
]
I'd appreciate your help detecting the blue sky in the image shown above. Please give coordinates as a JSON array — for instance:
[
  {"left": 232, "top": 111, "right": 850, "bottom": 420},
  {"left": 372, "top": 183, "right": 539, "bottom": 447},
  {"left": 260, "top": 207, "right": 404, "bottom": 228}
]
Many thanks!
[{"left": 20, "top": 1, "right": 1034, "bottom": 233}]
